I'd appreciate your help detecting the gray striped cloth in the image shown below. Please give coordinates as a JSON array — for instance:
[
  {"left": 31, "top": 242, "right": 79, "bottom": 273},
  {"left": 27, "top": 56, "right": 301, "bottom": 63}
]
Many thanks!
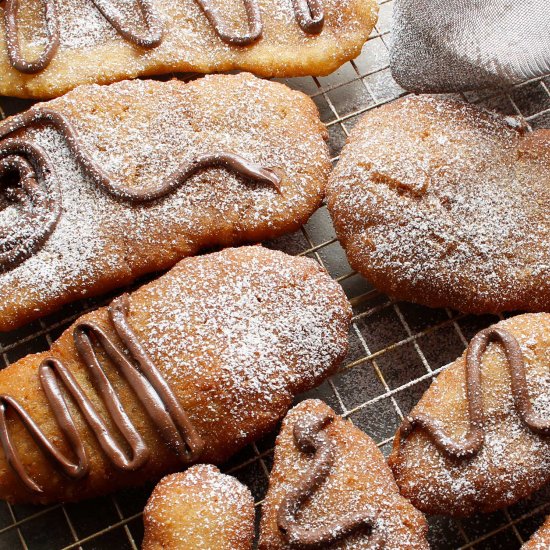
[{"left": 390, "top": 0, "right": 550, "bottom": 92}]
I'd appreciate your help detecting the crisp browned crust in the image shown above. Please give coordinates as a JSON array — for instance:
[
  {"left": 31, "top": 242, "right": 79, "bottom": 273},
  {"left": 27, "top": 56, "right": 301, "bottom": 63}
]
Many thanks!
[
  {"left": 0, "top": 246, "right": 351, "bottom": 504},
  {"left": 389, "top": 313, "right": 550, "bottom": 516},
  {"left": 0, "top": 0, "right": 378, "bottom": 99},
  {"left": 0, "top": 73, "right": 331, "bottom": 331},
  {"left": 259, "top": 399, "right": 429, "bottom": 549},
  {"left": 142, "top": 465, "right": 254, "bottom": 550},
  {"left": 523, "top": 516, "right": 550, "bottom": 549},
  {"left": 327, "top": 95, "right": 550, "bottom": 314}
]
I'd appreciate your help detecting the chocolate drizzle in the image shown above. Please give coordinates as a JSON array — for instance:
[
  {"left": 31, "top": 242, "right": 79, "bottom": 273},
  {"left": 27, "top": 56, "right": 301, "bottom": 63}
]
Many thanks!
[
  {"left": 4, "top": 0, "right": 162, "bottom": 74},
  {"left": 3, "top": 0, "right": 325, "bottom": 73},
  {"left": 0, "top": 106, "right": 281, "bottom": 273},
  {"left": 292, "top": 0, "right": 324, "bottom": 34},
  {"left": 0, "top": 294, "right": 204, "bottom": 493},
  {"left": 398, "top": 327, "right": 550, "bottom": 459},
  {"left": 277, "top": 412, "right": 380, "bottom": 548}
]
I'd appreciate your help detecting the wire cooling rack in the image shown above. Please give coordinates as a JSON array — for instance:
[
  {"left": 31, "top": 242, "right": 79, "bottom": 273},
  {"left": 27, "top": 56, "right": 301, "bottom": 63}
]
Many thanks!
[{"left": 0, "top": 1, "right": 549, "bottom": 548}]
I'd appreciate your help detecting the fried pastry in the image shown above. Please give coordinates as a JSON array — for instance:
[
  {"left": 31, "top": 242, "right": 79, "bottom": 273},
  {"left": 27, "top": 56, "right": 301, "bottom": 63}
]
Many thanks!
[
  {"left": 389, "top": 313, "right": 550, "bottom": 516},
  {"left": 142, "top": 465, "right": 254, "bottom": 550},
  {"left": 523, "top": 516, "right": 550, "bottom": 549},
  {"left": 0, "top": 246, "right": 351, "bottom": 504},
  {"left": 259, "top": 399, "right": 429, "bottom": 549},
  {"left": 0, "top": 0, "right": 378, "bottom": 99},
  {"left": 0, "top": 73, "right": 331, "bottom": 331},
  {"left": 327, "top": 95, "right": 550, "bottom": 314}
]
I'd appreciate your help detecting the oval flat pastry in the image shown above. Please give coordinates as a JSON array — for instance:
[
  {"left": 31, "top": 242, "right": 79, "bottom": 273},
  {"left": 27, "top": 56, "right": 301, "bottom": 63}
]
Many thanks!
[
  {"left": 0, "top": 246, "right": 351, "bottom": 504},
  {"left": 389, "top": 313, "right": 550, "bottom": 516},
  {"left": 0, "top": 73, "right": 330, "bottom": 331},
  {"left": 327, "top": 95, "right": 550, "bottom": 314},
  {"left": 259, "top": 399, "right": 429, "bottom": 549},
  {"left": 0, "top": 0, "right": 378, "bottom": 99},
  {"left": 143, "top": 465, "right": 254, "bottom": 550}
]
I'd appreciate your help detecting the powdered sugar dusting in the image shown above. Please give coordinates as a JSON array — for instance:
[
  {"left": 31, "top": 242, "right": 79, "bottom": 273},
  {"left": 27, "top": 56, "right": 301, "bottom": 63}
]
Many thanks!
[
  {"left": 259, "top": 400, "right": 429, "bottom": 549},
  {"left": 130, "top": 247, "right": 351, "bottom": 449},
  {"left": 390, "top": 313, "right": 550, "bottom": 516},
  {"left": 143, "top": 464, "right": 254, "bottom": 549},
  {"left": 0, "top": 74, "right": 329, "bottom": 329},
  {"left": 327, "top": 95, "right": 550, "bottom": 313},
  {"left": 0, "top": 0, "right": 378, "bottom": 98}
]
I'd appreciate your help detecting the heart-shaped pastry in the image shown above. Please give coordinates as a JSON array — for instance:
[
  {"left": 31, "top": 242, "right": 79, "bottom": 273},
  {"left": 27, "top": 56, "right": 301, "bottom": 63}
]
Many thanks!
[
  {"left": 259, "top": 399, "right": 429, "bottom": 549},
  {"left": 327, "top": 95, "right": 550, "bottom": 314}
]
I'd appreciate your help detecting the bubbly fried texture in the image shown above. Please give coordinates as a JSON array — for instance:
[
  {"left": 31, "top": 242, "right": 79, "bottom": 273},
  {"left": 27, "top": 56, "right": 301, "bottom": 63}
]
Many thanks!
[
  {"left": 142, "top": 465, "right": 254, "bottom": 550},
  {"left": 389, "top": 314, "right": 550, "bottom": 517},
  {"left": 259, "top": 399, "right": 429, "bottom": 549},
  {"left": 0, "top": 73, "right": 331, "bottom": 331},
  {"left": 523, "top": 516, "right": 550, "bottom": 549},
  {"left": 0, "top": 246, "right": 351, "bottom": 504},
  {"left": 327, "top": 95, "right": 550, "bottom": 314},
  {"left": 0, "top": 0, "right": 378, "bottom": 99}
]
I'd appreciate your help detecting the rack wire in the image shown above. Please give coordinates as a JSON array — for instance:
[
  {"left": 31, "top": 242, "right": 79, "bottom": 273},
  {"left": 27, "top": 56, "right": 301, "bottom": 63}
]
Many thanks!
[{"left": 0, "top": 1, "right": 549, "bottom": 547}]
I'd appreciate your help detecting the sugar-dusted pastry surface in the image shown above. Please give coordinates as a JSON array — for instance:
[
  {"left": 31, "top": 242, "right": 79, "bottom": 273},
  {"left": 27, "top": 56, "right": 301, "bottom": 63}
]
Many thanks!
[
  {"left": 389, "top": 313, "right": 550, "bottom": 516},
  {"left": 143, "top": 465, "right": 254, "bottom": 550},
  {"left": 259, "top": 399, "right": 429, "bottom": 549},
  {"left": 0, "top": 246, "right": 351, "bottom": 504},
  {"left": 0, "top": 73, "right": 331, "bottom": 331},
  {"left": 0, "top": 0, "right": 378, "bottom": 99},
  {"left": 327, "top": 95, "right": 550, "bottom": 314},
  {"left": 523, "top": 516, "right": 550, "bottom": 549}
]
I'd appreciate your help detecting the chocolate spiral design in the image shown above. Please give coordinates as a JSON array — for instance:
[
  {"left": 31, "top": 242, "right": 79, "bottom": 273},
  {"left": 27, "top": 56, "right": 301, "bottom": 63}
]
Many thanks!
[
  {"left": 0, "top": 107, "right": 281, "bottom": 273},
  {"left": 398, "top": 327, "right": 550, "bottom": 459},
  {"left": 277, "top": 412, "right": 381, "bottom": 548},
  {"left": 0, "top": 138, "right": 61, "bottom": 274},
  {"left": 0, "top": 293, "right": 204, "bottom": 493},
  {"left": 3, "top": 0, "right": 325, "bottom": 73}
]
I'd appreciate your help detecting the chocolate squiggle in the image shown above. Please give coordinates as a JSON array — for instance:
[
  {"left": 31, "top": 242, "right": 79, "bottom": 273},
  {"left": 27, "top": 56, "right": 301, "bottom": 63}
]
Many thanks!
[
  {"left": 277, "top": 412, "right": 381, "bottom": 548},
  {"left": 3, "top": 0, "right": 325, "bottom": 74},
  {"left": 0, "top": 107, "right": 281, "bottom": 273},
  {"left": 398, "top": 327, "right": 550, "bottom": 459},
  {"left": 4, "top": 0, "right": 162, "bottom": 74},
  {"left": 0, "top": 293, "right": 203, "bottom": 493}
]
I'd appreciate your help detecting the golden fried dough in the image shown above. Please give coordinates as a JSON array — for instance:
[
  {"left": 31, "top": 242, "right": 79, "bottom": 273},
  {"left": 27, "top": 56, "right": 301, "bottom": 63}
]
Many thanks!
[
  {"left": 389, "top": 313, "right": 550, "bottom": 516},
  {"left": 0, "top": 246, "right": 351, "bottom": 504},
  {"left": 327, "top": 96, "right": 550, "bottom": 314},
  {"left": 0, "top": 0, "right": 378, "bottom": 99},
  {"left": 259, "top": 399, "right": 429, "bottom": 549},
  {"left": 142, "top": 465, "right": 254, "bottom": 550},
  {"left": 523, "top": 516, "right": 550, "bottom": 549},
  {"left": 0, "top": 73, "right": 331, "bottom": 331}
]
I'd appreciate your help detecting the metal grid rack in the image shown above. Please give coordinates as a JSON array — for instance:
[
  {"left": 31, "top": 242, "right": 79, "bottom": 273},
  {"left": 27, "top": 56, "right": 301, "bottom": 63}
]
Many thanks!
[{"left": 0, "top": 1, "right": 549, "bottom": 547}]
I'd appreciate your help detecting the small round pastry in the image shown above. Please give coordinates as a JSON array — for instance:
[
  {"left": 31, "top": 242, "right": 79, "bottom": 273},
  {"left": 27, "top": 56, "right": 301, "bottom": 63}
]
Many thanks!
[
  {"left": 523, "top": 516, "right": 550, "bottom": 549},
  {"left": 389, "top": 313, "right": 550, "bottom": 516},
  {"left": 327, "top": 95, "right": 550, "bottom": 314},
  {"left": 143, "top": 465, "right": 254, "bottom": 550}
]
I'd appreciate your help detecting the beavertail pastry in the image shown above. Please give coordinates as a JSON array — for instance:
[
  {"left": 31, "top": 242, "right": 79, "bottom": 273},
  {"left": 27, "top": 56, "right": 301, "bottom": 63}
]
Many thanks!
[
  {"left": 259, "top": 399, "right": 429, "bottom": 549},
  {"left": 0, "top": 0, "right": 378, "bottom": 99},
  {"left": 143, "top": 465, "right": 254, "bottom": 550},
  {"left": 0, "top": 246, "right": 351, "bottom": 504},
  {"left": 389, "top": 313, "right": 550, "bottom": 516},
  {"left": 523, "top": 516, "right": 550, "bottom": 549},
  {"left": 327, "top": 95, "right": 550, "bottom": 314},
  {"left": 0, "top": 73, "right": 331, "bottom": 331}
]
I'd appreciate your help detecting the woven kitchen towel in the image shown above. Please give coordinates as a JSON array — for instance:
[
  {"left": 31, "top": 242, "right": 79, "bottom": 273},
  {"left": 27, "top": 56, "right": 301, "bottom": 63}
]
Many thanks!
[{"left": 390, "top": 0, "right": 550, "bottom": 92}]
